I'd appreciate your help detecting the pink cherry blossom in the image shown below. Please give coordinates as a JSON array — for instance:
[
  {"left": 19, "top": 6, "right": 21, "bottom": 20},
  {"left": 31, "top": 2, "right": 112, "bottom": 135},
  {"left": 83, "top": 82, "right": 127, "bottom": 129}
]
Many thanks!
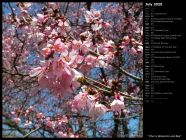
[
  {"left": 91, "top": 23, "right": 102, "bottom": 31},
  {"left": 75, "top": 135, "right": 79, "bottom": 138},
  {"left": 22, "top": 3, "right": 32, "bottom": 10},
  {"left": 24, "top": 120, "right": 32, "bottom": 128},
  {"left": 84, "top": 11, "right": 93, "bottom": 23},
  {"left": 3, "top": 3, "right": 143, "bottom": 138},
  {"left": 37, "top": 14, "right": 45, "bottom": 23},
  {"left": 54, "top": 38, "right": 65, "bottom": 52},
  {"left": 137, "top": 45, "right": 143, "bottom": 53},
  {"left": 80, "top": 31, "right": 92, "bottom": 40},
  {"left": 61, "top": 49, "right": 78, "bottom": 66},
  {"left": 70, "top": 93, "right": 95, "bottom": 113},
  {"left": 13, "top": 117, "right": 21, "bottom": 124},
  {"left": 92, "top": 10, "right": 101, "bottom": 19},
  {"left": 61, "top": 115, "right": 68, "bottom": 123},
  {"left": 69, "top": 133, "right": 75, "bottom": 138},
  {"left": 129, "top": 47, "right": 137, "bottom": 55},
  {"left": 42, "top": 47, "right": 52, "bottom": 57},
  {"left": 79, "top": 55, "right": 97, "bottom": 73},
  {"left": 102, "top": 22, "right": 111, "bottom": 28},
  {"left": 48, "top": 2, "right": 60, "bottom": 10},
  {"left": 11, "top": 111, "right": 16, "bottom": 115},
  {"left": 89, "top": 102, "right": 108, "bottom": 120},
  {"left": 44, "top": 26, "right": 52, "bottom": 35},
  {"left": 29, "top": 67, "right": 44, "bottom": 77},
  {"left": 87, "top": 95, "right": 96, "bottom": 108},
  {"left": 58, "top": 20, "right": 71, "bottom": 31},
  {"left": 72, "top": 92, "right": 88, "bottom": 111},
  {"left": 85, "top": 10, "right": 101, "bottom": 24},
  {"left": 35, "top": 124, "right": 40, "bottom": 128},
  {"left": 110, "top": 99, "right": 125, "bottom": 114},
  {"left": 122, "top": 36, "right": 130, "bottom": 46},
  {"left": 97, "top": 53, "right": 114, "bottom": 68},
  {"left": 58, "top": 131, "right": 67, "bottom": 138},
  {"left": 46, "top": 120, "right": 55, "bottom": 129},
  {"left": 36, "top": 112, "right": 45, "bottom": 119},
  {"left": 72, "top": 40, "right": 91, "bottom": 54}
]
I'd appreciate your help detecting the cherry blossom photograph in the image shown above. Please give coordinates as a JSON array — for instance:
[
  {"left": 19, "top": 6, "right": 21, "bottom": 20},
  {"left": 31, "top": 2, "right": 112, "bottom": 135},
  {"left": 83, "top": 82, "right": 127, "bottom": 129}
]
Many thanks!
[{"left": 2, "top": 2, "right": 143, "bottom": 138}]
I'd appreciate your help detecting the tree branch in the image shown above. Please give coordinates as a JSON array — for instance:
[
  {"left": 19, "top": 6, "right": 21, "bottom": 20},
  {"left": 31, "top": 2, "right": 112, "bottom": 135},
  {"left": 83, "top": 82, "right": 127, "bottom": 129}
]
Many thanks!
[{"left": 111, "top": 63, "right": 143, "bottom": 82}]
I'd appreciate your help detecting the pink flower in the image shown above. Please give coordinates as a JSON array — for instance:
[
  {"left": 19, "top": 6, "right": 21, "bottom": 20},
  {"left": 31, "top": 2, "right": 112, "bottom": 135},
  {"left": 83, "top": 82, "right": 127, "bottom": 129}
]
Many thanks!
[
  {"left": 129, "top": 47, "right": 137, "bottom": 55},
  {"left": 72, "top": 92, "right": 88, "bottom": 111},
  {"left": 29, "top": 67, "right": 44, "bottom": 77},
  {"left": 137, "top": 45, "right": 143, "bottom": 53},
  {"left": 72, "top": 40, "right": 91, "bottom": 54},
  {"left": 54, "top": 38, "right": 65, "bottom": 52},
  {"left": 61, "top": 115, "right": 68, "bottom": 123},
  {"left": 123, "top": 109, "right": 130, "bottom": 115},
  {"left": 24, "top": 120, "right": 32, "bottom": 128},
  {"left": 84, "top": 10, "right": 101, "bottom": 23},
  {"left": 84, "top": 11, "right": 93, "bottom": 23},
  {"left": 38, "top": 76, "right": 48, "bottom": 89},
  {"left": 57, "top": 120, "right": 62, "bottom": 126},
  {"left": 79, "top": 55, "right": 97, "bottom": 73},
  {"left": 102, "top": 22, "right": 111, "bottom": 28},
  {"left": 91, "top": 23, "right": 102, "bottom": 31},
  {"left": 87, "top": 95, "right": 96, "bottom": 108},
  {"left": 46, "top": 120, "right": 55, "bottom": 129},
  {"left": 42, "top": 47, "right": 52, "bottom": 56},
  {"left": 72, "top": 40, "right": 82, "bottom": 49},
  {"left": 22, "top": 3, "right": 32, "bottom": 10},
  {"left": 36, "top": 58, "right": 79, "bottom": 96},
  {"left": 28, "top": 106, "right": 33, "bottom": 111},
  {"left": 11, "top": 111, "right": 16, "bottom": 115},
  {"left": 57, "top": 116, "right": 68, "bottom": 126},
  {"left": 89, "top": 102, "right": 108, "bottom": 120},
  {"left": 116, "top": 93, "right": 124, "bottom": 102},
  {"left": 25, "top": 109, "right": 29, "bottom": 114},
  {"left": 58, "top": 20, "right": 71, "bottom": 31},
  {"left": 44, "top": 26, "right": 52, "bottom": 35},
  {"left": 48, "top": 2, "right": 60, "bottom": 10},
  {"left": 52, "top": 59, "right": 64, "bottom": 78},
  {"left": 13, "top": 117, "right": 21, "bottom": 124},
  {"left": 69, "top": 133, "right": 75, "bottom": 138},
  {"left": 92, "top": 10, "right": 101, "bottom": 19},
  {"left": 58, "top": 20, "right": 68, "bottom": 27},
  {"left": 58, "top": 131, "right": 67, "bottom": 138},
  {"left": 85, "top": 55, "right": 97, "bottom": 65},
  {"left": 46, "top": 117, "right": 50, "bottom": 121},
  {"left": 70, "top": 69, "right": 83, "bottom": 90},
  {"left": 102, "top": 40, "right": 115, "bottom": 53},
  {"left": 138, "top": 58, "right": 143, "bottom": 64},
  {"left": 54, "top": 68, "right": 73, "bottom": 95},
  {"left": 37, "top": 14, "right": 45, "bottom": 23},
  {"left": 60, "top": 49, "right": 78, "bottom": 66},
  {"left": 71, "top": 68, "right": 83, "bottom": 81},
  {"left": 72, "top": 93, "right": 96, "bottom": 113},
  {"left": 20, "top": 10, "right": 28, "bottom": 17},
  {"left": 75, "top": 55, "right": 84, "bottom": 65},
  {"left": 35, "top": 124, "right": 40, "bottom": 128},
  {"left": 110, "top": 99, "right": 125, "bottom": 114},
  {"left": 36, "top": 112, "right": 45, "bottom": 119},
  {"left": 50, "top": 29, "right": 58, "bottom": 37},
  {"left": 79, "top": 64, "right": 92, "bottom": 74},
  {"left": 122, "top": 36, "right": 130, "bottom": 46},
  {"left": 80, "top": 31, "right": 92, "bottom": 40}
]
